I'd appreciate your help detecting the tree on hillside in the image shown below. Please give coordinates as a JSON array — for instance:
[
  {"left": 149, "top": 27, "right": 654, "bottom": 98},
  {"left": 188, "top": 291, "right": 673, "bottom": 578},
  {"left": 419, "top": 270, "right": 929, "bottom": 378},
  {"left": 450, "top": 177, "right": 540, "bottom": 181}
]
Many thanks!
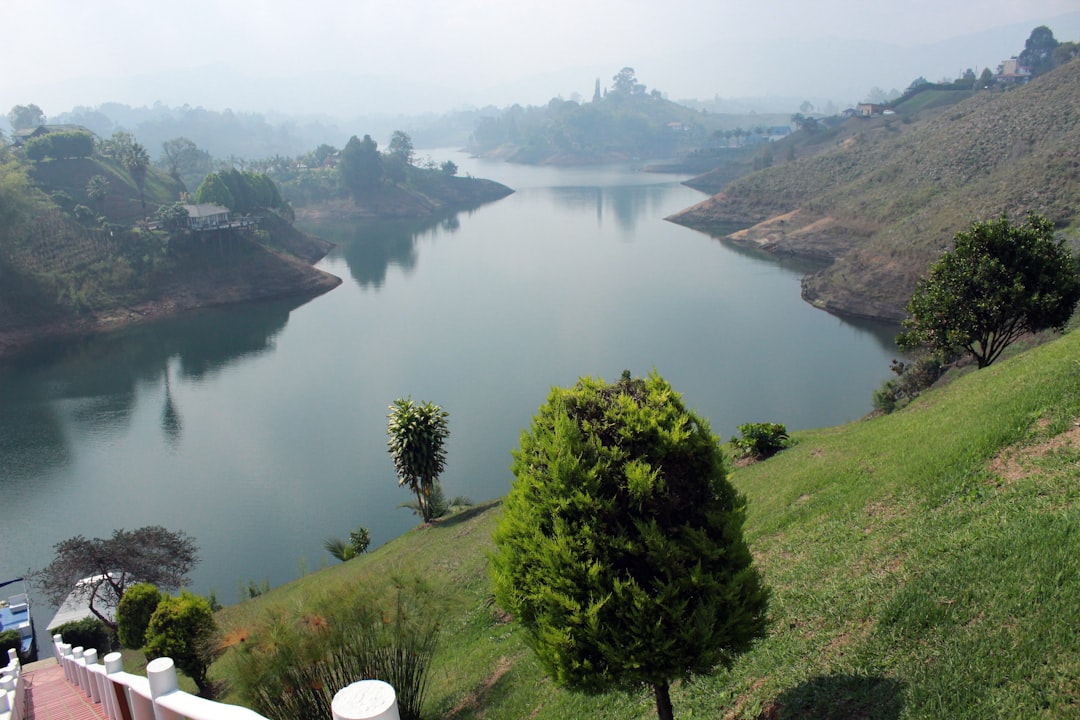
[
  {"left": 611, "top": 66, "right": 644, "bottom": 96},
  {"left": 34, "top": 526, "right": 199, "bottom": 631},
  {"left": 898, "top": 214, "right": 1080, "bottom": 368},
  {"left": 339, "top": 134, "right": 382, "bottom": 199},
  {"left": 388, "top": 130, "right": 415, "bottom": 166},
  {"left": 86, "top": 174, "right": 110, "bottom": 215},
  {"left": 387, "top": 397, "right": 450, "bottom": 524},
  {"left": 194, "top": 172, "right": 235, "bottom": 209},
  {"left": 159, "top": 136, "right": 214, "bottom": 188},
  {"left": 491, "top": 371, "right": 770, "bottom": 720},
  {"left": 8, "top": 104, "right": 45, "bottom": 130},
  {"left": 1019, "top": 25, "right": 1060, "bottom": 76},
  {"left": 122, "top": 141, "right": 150, "bottom": 210}
]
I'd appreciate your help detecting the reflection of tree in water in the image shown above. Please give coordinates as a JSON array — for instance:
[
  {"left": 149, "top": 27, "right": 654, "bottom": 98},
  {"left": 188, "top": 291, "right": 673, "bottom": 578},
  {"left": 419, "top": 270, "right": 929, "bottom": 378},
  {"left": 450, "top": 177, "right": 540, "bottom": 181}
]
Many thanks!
[
  {"left": 548, "top": 185, "right": 671, "bottom": 233},
  {"left": 0, "top": 297, "right": 303, "bottom": 467},
  {"left": 161, "top": 361, "right": 182, "bottom": 449},
  {"left": 344, "top": 223, "right": 419, "bottom": 289},
  {"left": 308, "top": 209, "right": 471, "bottom": 290}
]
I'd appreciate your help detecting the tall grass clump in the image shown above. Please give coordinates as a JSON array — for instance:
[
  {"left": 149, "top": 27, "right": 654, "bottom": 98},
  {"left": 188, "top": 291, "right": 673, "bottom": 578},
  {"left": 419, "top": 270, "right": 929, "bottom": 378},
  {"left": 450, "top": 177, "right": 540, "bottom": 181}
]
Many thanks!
[{"left": 226, "top": 577, "right": 442, "bottom": 720}]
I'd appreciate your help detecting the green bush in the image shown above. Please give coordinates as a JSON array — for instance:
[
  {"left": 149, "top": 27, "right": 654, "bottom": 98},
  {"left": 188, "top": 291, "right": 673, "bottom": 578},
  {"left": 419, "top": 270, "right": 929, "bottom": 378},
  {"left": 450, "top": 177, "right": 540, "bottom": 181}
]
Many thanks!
[
  {"left": 872, "top": 356, "right": 946, "bottom": 414},
  {"left": 117, "top": 583, "right": 162, "bottom": 649},
  {"left": 53, "top": 617, "right": 116, "bottom": 656},
  {"left": 730, "top": 422, "right": 790, "bottom": 458},
  {"left": 0, "top": 629, "right": 21, "bottom": 658},
  {"left": 145, "top": 591, "right": 218, "bottom": 697},
  {"left": 231, "top": 579, "right": 441, "bottom": 720}
]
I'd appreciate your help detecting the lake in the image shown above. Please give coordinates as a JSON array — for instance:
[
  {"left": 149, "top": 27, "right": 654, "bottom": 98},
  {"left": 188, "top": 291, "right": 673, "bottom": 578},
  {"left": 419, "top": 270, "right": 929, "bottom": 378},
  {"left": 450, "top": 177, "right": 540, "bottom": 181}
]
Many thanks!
[{"left": 0, "top": 152, "right": 900, "bottom": 645}]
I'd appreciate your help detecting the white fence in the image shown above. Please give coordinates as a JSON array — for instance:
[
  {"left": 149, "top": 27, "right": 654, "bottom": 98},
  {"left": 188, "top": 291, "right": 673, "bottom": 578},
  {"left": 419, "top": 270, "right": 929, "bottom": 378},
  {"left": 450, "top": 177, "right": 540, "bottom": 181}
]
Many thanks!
[
  {"left": 49, "top": 635, "right": 400, "bottom": 720},
  {"left": 1, "top": 648, "right": 25, "bottom": 720}
]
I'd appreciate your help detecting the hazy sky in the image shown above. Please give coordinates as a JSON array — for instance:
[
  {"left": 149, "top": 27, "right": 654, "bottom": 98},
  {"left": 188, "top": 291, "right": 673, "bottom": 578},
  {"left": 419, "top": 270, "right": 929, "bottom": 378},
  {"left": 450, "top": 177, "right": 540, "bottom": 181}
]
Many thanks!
[{"left": 4, "top": 0, "right": 1079, "bottom": 115}]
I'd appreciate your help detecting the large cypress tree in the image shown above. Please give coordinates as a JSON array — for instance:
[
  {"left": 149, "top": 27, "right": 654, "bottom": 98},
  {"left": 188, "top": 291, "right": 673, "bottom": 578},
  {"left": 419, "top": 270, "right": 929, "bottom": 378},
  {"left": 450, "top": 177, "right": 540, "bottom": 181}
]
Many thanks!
[{"left": 491, "top": 371, "right": 769, "bottom": 720}]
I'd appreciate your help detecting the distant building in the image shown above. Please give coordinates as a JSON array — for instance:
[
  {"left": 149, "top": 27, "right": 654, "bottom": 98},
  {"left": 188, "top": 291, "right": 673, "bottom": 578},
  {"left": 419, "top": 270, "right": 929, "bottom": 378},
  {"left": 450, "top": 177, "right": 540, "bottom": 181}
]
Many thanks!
[
  {"left": 181, "top": 203, "right": 230, "bottom": 230},
  {"left": 857, "top": 103, "right": 888, "bottom": 117},
  {"left": 996, "top": 57, "right": 1031, "bottom": 84},
  {"left": 11, "top": 124, "right": 91, "bottom": 145}
]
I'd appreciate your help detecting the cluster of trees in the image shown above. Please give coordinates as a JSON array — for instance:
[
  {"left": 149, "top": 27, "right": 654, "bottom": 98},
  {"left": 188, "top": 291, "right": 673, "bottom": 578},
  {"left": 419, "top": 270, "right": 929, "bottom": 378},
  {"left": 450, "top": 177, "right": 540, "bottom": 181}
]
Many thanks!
[
  {"left": 194, "top": 168, "right": 285, "bottom": 214},
  {"left": 7, "top": 103, "right": 45, "bottom": 130},
  {"left": 1017, "top": 25, "right": 1078, "bottom": 78},
  {"left": 468, "top": 68, "right": 715, "bottom": 163},
  {"left": 23, "top": 130, "right": 95, "bottom": 160}
]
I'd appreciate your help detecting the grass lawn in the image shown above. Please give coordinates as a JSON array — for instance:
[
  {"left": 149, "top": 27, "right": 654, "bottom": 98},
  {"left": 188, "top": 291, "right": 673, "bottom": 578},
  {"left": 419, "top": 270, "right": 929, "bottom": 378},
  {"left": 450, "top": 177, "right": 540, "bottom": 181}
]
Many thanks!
[{"left": 202, "top": 329, "right": 1080, "bottom": 719}]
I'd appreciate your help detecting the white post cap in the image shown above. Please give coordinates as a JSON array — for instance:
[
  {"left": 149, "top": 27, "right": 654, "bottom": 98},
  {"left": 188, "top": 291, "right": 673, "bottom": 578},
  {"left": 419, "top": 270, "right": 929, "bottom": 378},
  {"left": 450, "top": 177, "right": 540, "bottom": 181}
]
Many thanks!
[{"left": 331, "top": 680, "right": 400, "bottom": 720}]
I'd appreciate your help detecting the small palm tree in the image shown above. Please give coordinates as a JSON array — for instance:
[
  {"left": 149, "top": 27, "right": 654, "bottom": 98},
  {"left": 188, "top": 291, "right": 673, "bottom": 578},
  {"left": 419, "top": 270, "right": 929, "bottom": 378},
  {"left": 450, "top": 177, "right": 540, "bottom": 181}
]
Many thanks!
[{"left": 387, "top": 397, "right": 450, "bottom": 523}]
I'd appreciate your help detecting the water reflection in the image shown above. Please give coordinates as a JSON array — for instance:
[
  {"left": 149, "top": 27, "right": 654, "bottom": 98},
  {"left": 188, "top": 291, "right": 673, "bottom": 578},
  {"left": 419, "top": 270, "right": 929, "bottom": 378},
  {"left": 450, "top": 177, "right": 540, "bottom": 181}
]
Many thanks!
[
  {"left": 0, "top": 297, "right": 305, "bottom": 472},
  {"left": 301, "top": 209, "right": 472, "bottom": 290},
  {"left": 549, "top": 184, "right": 678, "bottom": 233}
]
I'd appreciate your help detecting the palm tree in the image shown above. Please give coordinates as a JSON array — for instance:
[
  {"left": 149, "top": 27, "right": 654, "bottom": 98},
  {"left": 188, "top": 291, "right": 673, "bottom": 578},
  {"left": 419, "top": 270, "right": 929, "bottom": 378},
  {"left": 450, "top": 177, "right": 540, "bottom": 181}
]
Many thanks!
[
  {"left": 86, "top": 174, "right": 110, "bottom": 215},
  {"left": 386, "top": 397, "right": 450, "bottom": 523},
  {"left": 123, "top": 142, "right": 150, "bottom": 210}
]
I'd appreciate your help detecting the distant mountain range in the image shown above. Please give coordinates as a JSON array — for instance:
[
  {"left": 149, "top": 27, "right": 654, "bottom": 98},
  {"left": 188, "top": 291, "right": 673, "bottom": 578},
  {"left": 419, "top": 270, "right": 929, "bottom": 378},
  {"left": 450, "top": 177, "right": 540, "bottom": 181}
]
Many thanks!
[{"left": 6, "top": 13, "right": 1078, "bottom": 119}]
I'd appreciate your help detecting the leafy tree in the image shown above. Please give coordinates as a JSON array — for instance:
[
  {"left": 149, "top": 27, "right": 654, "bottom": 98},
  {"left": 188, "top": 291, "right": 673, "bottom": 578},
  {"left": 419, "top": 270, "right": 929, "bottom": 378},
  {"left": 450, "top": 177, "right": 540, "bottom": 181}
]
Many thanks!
[
  {"left": 116, "top": 582, "right": 162, "bottom": 649},
  {"left": 339, "top": 134, "right": 382, "bottom": 198},
  {"left": 978, "top": 67, "right": 996, "bottom": 89},
  {"left": 304, "top": 143, "right": 338, "bottom": 168},
  {"left": 611, "top": 67, "right": 643, "bottom": 95},
  {"left": 388, "top": 130, "right": 415, "bottom": 166},
  {"left": 1019, "top": 25, "right": 1060, "bottom": 76},
  {"left": 155, "top": 202, "right": 190, "bottom": 231},
  {"left": 440, "top": 159, "right": 458, "bottom": 176},
  {"left": 144, "top": 591, "right": 218, "bottom": 697},
  {"left": 386, "top": 398, "right": 450, "bottom": 524},
  {"left": 34, "top": 526, "right": 199, "bottom": 631},
  {"left": 194, "top": 172, "right": 235, "bottom": 209},
  {"left": 898, "top": 214, "right": 1080, "bottom": 368},
  {"left": 1053, "top": 41, "right": 1079, "bottom": 68},
  {"left": 491, "top": 371, "right": 769, "bottom": 720},
  {"left": 8, "top": 104, "right": 45, "bottom": 130}
]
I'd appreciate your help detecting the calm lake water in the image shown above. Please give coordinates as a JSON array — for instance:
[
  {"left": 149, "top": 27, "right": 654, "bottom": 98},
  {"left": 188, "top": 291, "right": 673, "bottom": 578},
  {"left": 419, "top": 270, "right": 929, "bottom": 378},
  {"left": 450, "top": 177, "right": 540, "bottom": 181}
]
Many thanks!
[{"left": 0, "top": 151, "right": 900, "bottom": 644}]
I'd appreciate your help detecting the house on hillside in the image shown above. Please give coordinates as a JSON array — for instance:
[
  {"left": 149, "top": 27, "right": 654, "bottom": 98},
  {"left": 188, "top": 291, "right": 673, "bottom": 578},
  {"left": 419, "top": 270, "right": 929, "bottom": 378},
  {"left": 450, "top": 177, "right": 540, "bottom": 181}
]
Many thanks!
[
  {"left": 181, "top": 203, "right": 231, "bottom": 230},
  {"left": 857, "top": 103, "right": 888, "bottom": 117},
  {"left": 996, "top": 57, "right": 1031, "bottom": 85}
]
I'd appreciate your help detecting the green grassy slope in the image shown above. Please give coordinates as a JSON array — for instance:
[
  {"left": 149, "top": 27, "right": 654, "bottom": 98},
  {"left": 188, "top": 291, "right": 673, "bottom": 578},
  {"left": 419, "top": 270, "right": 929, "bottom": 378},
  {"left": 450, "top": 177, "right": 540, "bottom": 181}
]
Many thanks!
[
  {"left": 670, "top": 60, "right": 1080, "bottom": 322},
  {"left": 209, "top": 328, "right": 1080, "bottom": 719}
]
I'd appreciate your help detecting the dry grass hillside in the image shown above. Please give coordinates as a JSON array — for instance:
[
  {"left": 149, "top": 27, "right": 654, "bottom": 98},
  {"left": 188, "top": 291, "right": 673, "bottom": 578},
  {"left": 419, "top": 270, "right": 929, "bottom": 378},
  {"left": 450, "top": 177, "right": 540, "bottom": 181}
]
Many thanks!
[{"left": 669, "top": 60, "right": 1080, "bottom": 321}]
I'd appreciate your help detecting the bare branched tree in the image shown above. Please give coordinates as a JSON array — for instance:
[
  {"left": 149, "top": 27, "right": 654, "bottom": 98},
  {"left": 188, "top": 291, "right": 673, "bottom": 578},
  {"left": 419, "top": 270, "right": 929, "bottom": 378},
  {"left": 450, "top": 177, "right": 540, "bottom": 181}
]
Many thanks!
[{"left": 34, "top": 526, "right": 198, "bottom": 630}]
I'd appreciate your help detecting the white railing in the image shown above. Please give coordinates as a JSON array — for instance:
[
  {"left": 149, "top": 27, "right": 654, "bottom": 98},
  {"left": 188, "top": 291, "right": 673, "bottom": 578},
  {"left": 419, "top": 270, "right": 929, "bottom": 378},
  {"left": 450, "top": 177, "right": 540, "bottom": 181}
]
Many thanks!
[
  {"left": 52, "top": 635, "right": 400, "bottom": 720},
  {"left": 0, "top": 648, "right": 24, "bottom": 720}
]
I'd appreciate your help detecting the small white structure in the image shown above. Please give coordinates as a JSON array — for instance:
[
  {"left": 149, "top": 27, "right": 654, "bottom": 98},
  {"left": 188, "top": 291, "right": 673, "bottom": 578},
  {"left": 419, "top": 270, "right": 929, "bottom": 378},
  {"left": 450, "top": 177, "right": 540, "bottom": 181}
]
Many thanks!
[{"left": 181, "top": 204, "right": 231, "bottom": 230}]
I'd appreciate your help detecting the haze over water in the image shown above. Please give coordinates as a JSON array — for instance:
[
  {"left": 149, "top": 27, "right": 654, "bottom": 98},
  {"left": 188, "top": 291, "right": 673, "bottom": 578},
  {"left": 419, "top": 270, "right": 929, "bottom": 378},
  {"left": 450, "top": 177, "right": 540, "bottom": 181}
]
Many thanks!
[{"left": 0, "top": 153, "right": 900, "bottom": 644}]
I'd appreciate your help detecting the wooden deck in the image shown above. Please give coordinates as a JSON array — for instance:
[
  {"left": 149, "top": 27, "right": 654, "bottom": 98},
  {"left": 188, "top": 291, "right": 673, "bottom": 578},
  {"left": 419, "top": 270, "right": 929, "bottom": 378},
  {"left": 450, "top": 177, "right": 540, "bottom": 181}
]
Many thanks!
[{"left": 22, "top": 660, "right": 108, "bottom": 720}]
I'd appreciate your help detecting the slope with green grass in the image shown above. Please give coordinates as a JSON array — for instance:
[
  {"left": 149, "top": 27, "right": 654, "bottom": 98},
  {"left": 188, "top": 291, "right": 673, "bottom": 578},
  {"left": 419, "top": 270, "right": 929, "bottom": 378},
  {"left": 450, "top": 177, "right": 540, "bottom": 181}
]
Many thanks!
[
  {"left": 205, "top": 328, "right": 1080, "bottom": 719},
  {"left": 669, "top": 60, "right": 1080, "bottom": 322}
]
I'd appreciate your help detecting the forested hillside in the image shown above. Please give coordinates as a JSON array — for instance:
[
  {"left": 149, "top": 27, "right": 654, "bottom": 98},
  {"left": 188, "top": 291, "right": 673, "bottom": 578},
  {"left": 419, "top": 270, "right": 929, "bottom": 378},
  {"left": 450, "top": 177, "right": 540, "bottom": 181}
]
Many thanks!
[
  {"left": 669, "top": 59, "right": 1080, "bottom": 321},
  {"left": 0, "top": 133, "right": 339, "bottom": 356}
]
